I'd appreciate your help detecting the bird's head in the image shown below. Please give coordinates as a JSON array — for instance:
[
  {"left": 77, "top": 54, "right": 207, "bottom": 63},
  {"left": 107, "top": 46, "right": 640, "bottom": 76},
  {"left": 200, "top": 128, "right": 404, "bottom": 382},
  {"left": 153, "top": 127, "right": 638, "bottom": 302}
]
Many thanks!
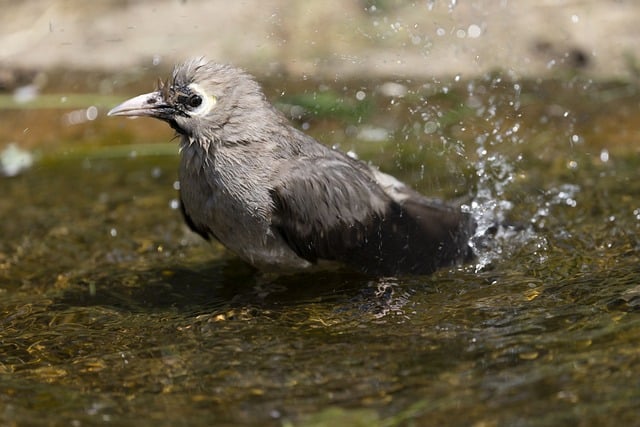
[{"left": 108, "top": 58, "right": 275, "bottom": 142}]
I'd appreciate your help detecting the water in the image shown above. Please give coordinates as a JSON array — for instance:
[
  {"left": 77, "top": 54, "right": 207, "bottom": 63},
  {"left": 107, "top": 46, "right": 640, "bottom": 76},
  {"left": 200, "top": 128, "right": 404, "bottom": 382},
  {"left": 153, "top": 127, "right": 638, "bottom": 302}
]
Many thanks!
[{"left": 1, "top": 72, "right": 639, "bottom": 426}]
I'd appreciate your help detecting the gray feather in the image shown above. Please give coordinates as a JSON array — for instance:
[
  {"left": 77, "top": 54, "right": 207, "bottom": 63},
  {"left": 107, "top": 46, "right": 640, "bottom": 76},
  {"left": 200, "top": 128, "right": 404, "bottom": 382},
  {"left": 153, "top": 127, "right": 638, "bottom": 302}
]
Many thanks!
[{"left": 109, "top": 58, "right": 475, "bottom": 275}]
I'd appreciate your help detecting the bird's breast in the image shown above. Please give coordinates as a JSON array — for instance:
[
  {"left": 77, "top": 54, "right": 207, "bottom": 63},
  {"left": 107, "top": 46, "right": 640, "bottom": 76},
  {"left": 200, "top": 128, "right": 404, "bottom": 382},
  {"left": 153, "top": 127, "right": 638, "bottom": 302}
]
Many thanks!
[{"left": 178, "top": 144, "right": 310, "bottom": 269}]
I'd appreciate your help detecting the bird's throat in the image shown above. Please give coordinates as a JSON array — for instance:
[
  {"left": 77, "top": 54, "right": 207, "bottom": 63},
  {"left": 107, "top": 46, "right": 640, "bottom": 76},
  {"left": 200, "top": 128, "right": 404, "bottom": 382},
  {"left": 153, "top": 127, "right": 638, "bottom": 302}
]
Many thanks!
[{"left": 179, "top": 136, "right": 214, "bottom": 172}]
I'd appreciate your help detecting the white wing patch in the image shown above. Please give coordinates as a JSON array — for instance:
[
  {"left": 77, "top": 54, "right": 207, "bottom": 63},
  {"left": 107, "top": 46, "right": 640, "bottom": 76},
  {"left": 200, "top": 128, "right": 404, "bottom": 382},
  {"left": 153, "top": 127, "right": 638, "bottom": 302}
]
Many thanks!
[{"left": 369, "top": 166, "right": 411, "bottom": 203}]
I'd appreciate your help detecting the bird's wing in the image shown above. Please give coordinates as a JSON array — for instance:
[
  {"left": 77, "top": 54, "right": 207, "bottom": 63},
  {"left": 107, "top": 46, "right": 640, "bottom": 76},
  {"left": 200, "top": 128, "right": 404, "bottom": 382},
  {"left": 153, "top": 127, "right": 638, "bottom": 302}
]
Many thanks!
[
  {"left": 269, "top": 156, "right": 388, "bottom": 260},
  {"left": 179, "top": 196, "right": 213, "bottom": 241},
  {"left": 269, "top": 156, "right": 474, "bottom": 275}
]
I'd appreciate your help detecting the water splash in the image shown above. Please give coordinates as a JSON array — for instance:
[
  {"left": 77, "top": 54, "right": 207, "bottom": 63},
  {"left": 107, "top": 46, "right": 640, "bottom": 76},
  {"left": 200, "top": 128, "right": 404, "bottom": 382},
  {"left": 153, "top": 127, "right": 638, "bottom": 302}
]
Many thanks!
[
  {"left": 458, "top": 77, "right": 553, "bottom": 271},
  {"left": 352, "top": 278, "right": 415, "bottom": 319},
  {"left": 464, "top": 145, "right": 518, "bottom": 271},
  {"left": 464, "top": 135, "right": 580, "bottom": 272},
  {"left": 531, "top": 183, "right": 580, "bottom": 227}
]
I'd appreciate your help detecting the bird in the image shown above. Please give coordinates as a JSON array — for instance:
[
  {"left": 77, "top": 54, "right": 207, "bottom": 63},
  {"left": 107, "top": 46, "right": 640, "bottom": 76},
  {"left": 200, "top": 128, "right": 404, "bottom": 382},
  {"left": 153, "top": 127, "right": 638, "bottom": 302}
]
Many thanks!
[{"left": 108, "top": 58, "right": 475, "bottom": 276}]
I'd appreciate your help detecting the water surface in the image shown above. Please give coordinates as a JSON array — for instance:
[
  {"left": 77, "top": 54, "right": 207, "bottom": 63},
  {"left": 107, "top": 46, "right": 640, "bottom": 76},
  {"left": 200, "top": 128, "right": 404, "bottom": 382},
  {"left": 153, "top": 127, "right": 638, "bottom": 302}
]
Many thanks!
[{"left": 1, "top": 73, "right": 639, "bottom": 426}]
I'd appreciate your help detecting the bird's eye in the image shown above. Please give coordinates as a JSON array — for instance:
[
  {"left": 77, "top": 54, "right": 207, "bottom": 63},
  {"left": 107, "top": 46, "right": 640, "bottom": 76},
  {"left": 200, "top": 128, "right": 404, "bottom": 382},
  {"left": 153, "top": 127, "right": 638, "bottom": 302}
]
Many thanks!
[
  {"left": 183, "top": 83, "right": 216, "bottom": 117},
  {"left": 187, "top": 94, "right": 202, "bottom": 108}
]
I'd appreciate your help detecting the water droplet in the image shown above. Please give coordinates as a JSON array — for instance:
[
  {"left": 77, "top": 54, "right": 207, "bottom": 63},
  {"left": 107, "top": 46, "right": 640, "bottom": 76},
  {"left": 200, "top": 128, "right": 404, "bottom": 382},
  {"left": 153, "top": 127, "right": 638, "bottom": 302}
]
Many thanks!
[
  {"left": 357, "top": 126, "right": 389, "bottom": 142},
  {"left": 599, "top": 149, "right": 609, "bottom": 163},
  {"left": 379, "top": 82, "right": 407, "bottom": 98},
  {"left": 85, "top": 106, "right": 98, "bottom": 121},
  {"left": 423, "top": 121, "right": 438, "bottom": 134},
  {"left": 65, "top": 109, "right": 85, "bottom": 125},
  {"left": 0, "top": 143, "right": 33, "bottom": 177},
  {"left": 466, "top": 95, "right": 482, "bottom": 109},
  {"left": 13, "top": 85, "right": 39, "bottom": 103},
  {"left": 467, "top": 24, "right": 481, "bottom": 38},
  {"left": 270, "top": 410, "right": 281, "bottom": 419},
  {"left": 390, "top": 22, "right": 403, "bottom": 32},
  {"left": 355, "top": 90, "right": 366, "bottom": 101}
]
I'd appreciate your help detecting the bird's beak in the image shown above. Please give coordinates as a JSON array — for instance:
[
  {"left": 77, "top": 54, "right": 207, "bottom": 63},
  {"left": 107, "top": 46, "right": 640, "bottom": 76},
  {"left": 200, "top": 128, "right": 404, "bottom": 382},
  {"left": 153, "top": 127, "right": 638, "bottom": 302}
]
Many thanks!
[{"left": 108, "top": 91, "right": 173, "bottom": 119}]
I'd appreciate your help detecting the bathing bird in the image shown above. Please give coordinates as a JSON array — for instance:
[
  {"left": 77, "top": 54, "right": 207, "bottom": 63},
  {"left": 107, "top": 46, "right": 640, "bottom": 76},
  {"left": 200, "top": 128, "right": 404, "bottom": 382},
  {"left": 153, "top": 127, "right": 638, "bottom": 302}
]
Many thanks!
[{"left": 108, "top": 58, "right": 475, "bottom": 275}]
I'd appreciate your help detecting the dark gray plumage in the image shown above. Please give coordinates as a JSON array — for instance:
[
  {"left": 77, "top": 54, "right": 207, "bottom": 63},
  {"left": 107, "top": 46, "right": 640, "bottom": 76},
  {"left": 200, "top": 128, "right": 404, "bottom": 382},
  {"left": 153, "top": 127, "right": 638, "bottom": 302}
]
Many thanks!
[{"left": 108, "top": 58, "right": 475, "bottom": 275}]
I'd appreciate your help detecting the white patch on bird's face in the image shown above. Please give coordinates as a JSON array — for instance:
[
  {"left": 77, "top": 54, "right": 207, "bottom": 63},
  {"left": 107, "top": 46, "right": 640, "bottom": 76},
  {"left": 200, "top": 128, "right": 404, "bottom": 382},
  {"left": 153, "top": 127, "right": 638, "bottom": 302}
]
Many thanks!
[{"left": 187, "top": 83, "right": 217, "bottom": 117}]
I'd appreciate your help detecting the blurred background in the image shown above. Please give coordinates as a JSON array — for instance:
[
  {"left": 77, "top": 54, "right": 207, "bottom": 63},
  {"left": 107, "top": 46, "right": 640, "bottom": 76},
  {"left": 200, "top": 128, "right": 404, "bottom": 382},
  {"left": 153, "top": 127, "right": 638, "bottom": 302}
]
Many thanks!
[{"left": 2, "top": 0, "right": 640, "bottom": 79}]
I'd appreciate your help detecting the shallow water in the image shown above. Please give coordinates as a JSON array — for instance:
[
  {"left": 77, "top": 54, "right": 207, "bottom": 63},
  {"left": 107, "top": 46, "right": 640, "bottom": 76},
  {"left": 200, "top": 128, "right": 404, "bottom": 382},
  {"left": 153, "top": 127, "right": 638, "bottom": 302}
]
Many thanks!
[{"left": 1, "top": 73, "right": 640, "bottom": 426}]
